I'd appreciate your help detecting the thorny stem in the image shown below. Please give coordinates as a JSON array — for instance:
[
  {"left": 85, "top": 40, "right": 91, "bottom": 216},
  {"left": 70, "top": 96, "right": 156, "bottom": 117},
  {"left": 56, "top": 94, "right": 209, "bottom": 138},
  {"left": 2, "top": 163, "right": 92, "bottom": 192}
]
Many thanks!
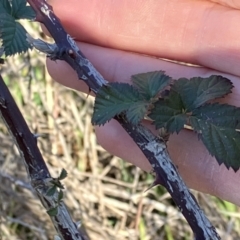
[
  {"left": 0, "top": 76, "right": 89, "bottom": 240},
  {"left": 27, "top": 0, "right": 221, "bottom": 239}
]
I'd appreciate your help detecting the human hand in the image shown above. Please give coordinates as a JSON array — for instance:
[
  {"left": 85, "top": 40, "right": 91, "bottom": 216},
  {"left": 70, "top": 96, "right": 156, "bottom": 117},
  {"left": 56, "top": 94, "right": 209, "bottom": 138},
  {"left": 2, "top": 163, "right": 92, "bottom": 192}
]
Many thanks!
[{"left": 46, "top": 0, "right": 240, "bottom": 205}]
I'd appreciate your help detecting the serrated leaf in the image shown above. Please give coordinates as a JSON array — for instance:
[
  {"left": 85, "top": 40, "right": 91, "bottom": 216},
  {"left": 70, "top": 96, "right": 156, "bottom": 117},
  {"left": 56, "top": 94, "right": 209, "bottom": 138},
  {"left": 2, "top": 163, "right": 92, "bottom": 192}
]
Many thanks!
[
  {"left": 58, "top": 168, "right": 68, "bottom": 180},
  {"left": 92, "top": 82, "right": 145, "bottom": 125},
  {"left": 0, "top": 13, "right": 32, "bottom": 55},
  {"left": 126, "top": 102, "right": 148, "bottom": 125},
  {"left": 12, "top": 0, "right": 35, "bottom": 20},
  {"left": 149, "top": 90, "right": 187, "bottom": 133},
  {"left": 192, "top": 103, "right": 240, "bottom": 128},
  {"left": 190, "top": 105, "right": 240, "bottom": 171},
  {"left": 132, "top": 71, "right": 171, "bottom": 100},
  {"left": 173, "top": 75, "right": 233, "bottom": 110},
  {"left": 0, "top": 0, "right": 11, "bottom": 14},
  {"left": 47, "top": 206, "right": 58, "bottom": 217},
  {"left": 46, "top": 185, "right": 57, "bottom": 196}
]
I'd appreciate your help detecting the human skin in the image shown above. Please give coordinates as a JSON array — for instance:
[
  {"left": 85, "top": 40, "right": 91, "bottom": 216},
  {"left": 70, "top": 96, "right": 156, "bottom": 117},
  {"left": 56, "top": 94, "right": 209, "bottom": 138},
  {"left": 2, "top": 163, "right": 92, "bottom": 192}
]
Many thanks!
[{"left": 45, "top": 0, "right": 240, "bottom": 205}]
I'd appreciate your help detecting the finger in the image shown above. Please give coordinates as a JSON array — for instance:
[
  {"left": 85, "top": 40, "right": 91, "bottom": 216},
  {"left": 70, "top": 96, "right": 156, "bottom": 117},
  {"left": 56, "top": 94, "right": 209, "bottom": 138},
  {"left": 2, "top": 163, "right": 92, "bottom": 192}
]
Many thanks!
[
  {"left": 96, "top": 120, "right": 240, "bottom": 205},
  {"left": 210, "top": 0, "right": 240, "bottom": 9},
  {"left": 47, "top": 0, "right": 240, "bottom": 76},
  {"left": 47, "top": 42, "right": 240, "bottom": 106}
]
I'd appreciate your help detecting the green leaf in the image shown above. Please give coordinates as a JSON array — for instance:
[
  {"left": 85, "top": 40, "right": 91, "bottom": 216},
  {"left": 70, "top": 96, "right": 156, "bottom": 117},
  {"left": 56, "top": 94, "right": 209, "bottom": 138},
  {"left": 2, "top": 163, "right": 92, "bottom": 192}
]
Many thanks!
[
  {"left": 193, "top": 121, "right": 240, "bottom": 171},
  {"left": 190, "top": 104, "right": 240, "bottom": 171},
  {"left": 149, "top": 90, "right": 187, "bottom": 133},
  {"left": 11, "top": 0, "right": 35, "bottom": 20},
  {"left": 58, "top": 190, "right": 64, "bottom": 202},
  {"left": 126, "top": 101, "right": 148, "bottom": 125},
  {"left": 58, "top": 168, "right": 68, "bottom": 181},
  {"left": 51, "top": 179, "right": 64, "bottom": 189},
  {"left": 47, "top": 206, "right": 58, "bottom": 217},
  {"left": 46, "top": 185, "right": 57, "bottom": 196},
  {"left": 92, "top": 82, "right": 146, "bottom": 125},
  {"left": 172, "top": 75, "right": 233, "bottom": 110},
  {"left": 132, "top": 71, "right": 171, "bottom": 100},
  {"left": 0, "top": 0, "right": 11, "bottom": 14},
  {"left": 192, "top": 103, "right": 240, "bottom": 128},
  {"left": 0, "top": 13, "right": 31, "bottom": 56}
]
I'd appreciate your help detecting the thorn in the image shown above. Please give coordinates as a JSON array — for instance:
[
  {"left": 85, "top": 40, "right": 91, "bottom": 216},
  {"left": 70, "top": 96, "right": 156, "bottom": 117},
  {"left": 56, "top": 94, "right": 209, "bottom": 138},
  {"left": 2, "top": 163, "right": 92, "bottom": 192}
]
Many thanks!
[
  {"left": 75, "top": 221, "right": 82, "bottom": 229},
  {"left": 33, "top": 133, "right": 42, "bottom": 144},
  {"left": 33, "top": 133, "right": 41, "bottom": 139},
  {"left": 68, "top": 49, "right": 76, "bottom": 59},
  {"left": 86, "top": 88, "right": 91, "bottom": 98},
  {"left": 144, "top": 181, "right": 158, "bottom": 192},
  {"left": 144, "top": 173, "right": 164, "bottom": 192}
]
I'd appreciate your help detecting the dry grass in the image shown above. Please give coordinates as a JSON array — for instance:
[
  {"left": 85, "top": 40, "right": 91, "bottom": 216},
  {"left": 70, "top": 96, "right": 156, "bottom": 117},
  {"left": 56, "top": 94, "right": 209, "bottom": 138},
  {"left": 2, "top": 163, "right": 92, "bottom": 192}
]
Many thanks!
[{"left": 0, "top": 22, "right": 240, "bottom": 240}]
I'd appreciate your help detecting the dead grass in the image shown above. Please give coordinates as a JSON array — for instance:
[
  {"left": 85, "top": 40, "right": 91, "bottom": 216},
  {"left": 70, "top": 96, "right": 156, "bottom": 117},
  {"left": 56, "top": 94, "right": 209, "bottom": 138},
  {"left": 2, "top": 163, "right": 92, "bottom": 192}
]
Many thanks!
[{"left": 0, "top": 22, "right": 240, "bottom": 240}]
